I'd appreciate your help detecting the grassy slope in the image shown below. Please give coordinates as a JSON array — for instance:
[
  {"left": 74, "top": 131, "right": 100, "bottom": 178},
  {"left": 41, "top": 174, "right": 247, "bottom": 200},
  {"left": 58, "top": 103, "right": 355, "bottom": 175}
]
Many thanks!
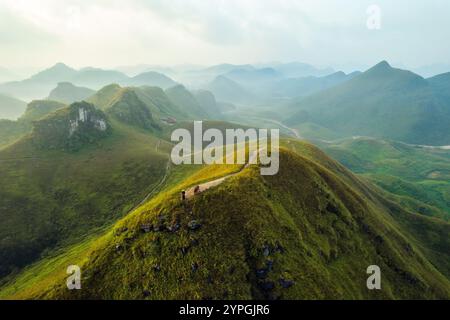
[
  {"left": 165, "top": 85, "right": 209, "bottom": 120},
  {"left": 48, "top": 82, "right": 95, "bottom": 104},
  {"left": 0, "top": 117, "right": 172, "bottom": 278},
  {"left": 87, "top": 84, "right": 207, "bottom": 122},
  {"left": 318, "top": 138, "right": 450, "bottom": 220},
  {"left": 0, "top": 120, "right": 30, "bottom": 150},
  {"left": 0, "top": 100, "right": 67, "bottom": 149},
  {"left": 2, "top": 143, "right": 449, "bottom": 300},
  {"left": 285, "top": 62, "right": 450, "bottom": 145},
  {"left": 0, "top": 94, "right": 27, "bottom": 120}
]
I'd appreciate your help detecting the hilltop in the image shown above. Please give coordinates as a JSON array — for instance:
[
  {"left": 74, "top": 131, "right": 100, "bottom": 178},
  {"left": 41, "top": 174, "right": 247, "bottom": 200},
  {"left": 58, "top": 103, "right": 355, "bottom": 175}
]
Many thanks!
[
  {"left": 0, "top": 100, "right": 66, "bottom": 148},
  {"left": 128, "top": 71, "right": 178, "bottom": 89},
  {"left": 31, "top": 101, "right": 111, "bottom": 151},
  {"left": 48, "top": 82, "right": 95, "bottom": 104},
  {"left": 105, "top": 89, "right": 159, "bottom": 132},
  {"left": 1, "top": 145, "right": 449, "bottom": 299},
  {"left": 87, "top": 83, "right": 221, "bottom": 122}
]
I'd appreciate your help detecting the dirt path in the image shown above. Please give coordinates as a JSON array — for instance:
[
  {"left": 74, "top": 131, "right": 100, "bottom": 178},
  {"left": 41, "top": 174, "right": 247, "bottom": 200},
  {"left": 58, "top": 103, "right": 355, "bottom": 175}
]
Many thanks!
[{"left": 185, "top": 148, "right": 261, "bottom": 199}]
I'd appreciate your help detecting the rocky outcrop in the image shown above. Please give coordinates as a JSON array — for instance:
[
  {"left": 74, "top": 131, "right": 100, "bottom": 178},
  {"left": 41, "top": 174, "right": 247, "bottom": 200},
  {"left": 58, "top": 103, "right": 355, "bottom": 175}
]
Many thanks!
[{"left": 32, "top": 101, "right": 111, "bottom": 151}]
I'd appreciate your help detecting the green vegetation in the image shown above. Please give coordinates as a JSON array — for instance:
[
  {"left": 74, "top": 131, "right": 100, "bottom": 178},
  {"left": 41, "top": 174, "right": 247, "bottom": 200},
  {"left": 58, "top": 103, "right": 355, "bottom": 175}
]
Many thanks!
[
  {"left": 86, "top": 83, "right": 123, "bottom": 110},
  {"left": 0, "top": 93, "right": 27, "bottom": 120},
  {"left": 285, "top": 61, "right": 450, "bottom": 145},
  {"left": 0, "top": 100, "right": 66, "bottom": 149},
  {"left": 48, "top": 82, "right": 95, "bottom": 104},
  {"left": 0, "top": 99, "right": 173, "bottom": 278},
  {"left": 318, "top": 137, "right": 450, "bottom": 220},
  {"left": 1, "top": 144, "right": 449, "bottom": 299},
  {"left": 0, "top": 120, "right": 30, "bottom": 149},
  {"left": 128, "top": 71, "right": 177, "bottom": 89},
  {"left": 193, "top": 90, "right": 221, "bottom": 116},
  {"left": 265, "top": 71, "right": 359, "bottom": 99},
  {"left": 207, "top": 75, "right": 253, "bottom": 104},
  {"left": 87, "top": 84, "right": 218, "bottom": 123},
  {"left": 105, "top": 89, "right": 159, "bottom": 132},
  {"left": 31, "top": 102, "right": 111, "bottom": 151},
  {"left": 165, "top": 85, "right": 209, "bottom": 120},
  {"left": 134, "top": 86, "right": 185, "bottom": 119},
  {"left": 20, "top": 100, "right": 67, "bottom": 123},
  {"left": 0, "top": 60, "right": 449, "bottom": 301}
]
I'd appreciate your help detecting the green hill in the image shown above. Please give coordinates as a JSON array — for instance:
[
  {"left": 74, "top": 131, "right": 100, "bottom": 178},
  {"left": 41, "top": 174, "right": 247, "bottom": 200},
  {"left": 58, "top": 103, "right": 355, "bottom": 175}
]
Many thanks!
[
  {"left": 207, "top": 75, "right": 253, "bottom": 104},
  {"left": 428, "top": 72, "right": 450, "bottom": 100},
  {"left": 0, "top": 100, "right": 173, "bottom": 278},
  {"left": 87, "top": 84, "right": 213, "bottom": 122},
  {"left": 19, "top": 100, "right": 66, "bottom": 122},
  {"left": 1, "top": 144, "right": 449, "bottom": 299},
  {"left": 165, "top": 85, "right": 210, "bottom": 119},
  {"left": 0, "top": 94, "right": 27, "bottom": 120},
  {"left": 31, "top": 102, "right": 111, "bottom": 151},
  {"left": 48, "top": 82, "right": 95, "bottom": 104},
  {"left": 285, "top": 61, "right": 450, "bottom": 145},
  {"left": 0, "top": 119, "right": 29, "bottom": 149},
  {"left": 0, "top": 100, "right": 66, "bottom": 149},
  {"left": 193, "top": 90, "right": 221, "bottom": 115},
  {"left": 105, "top": 89, "right": 159, "bottom": 132},
  {"left": 85, "top": 83, "right": 123, "bottom": 110},
  {"left": 132, "top": 86, "right": 185, "bottom": 119},
  {"left": 71, "top": 68, "right": 128, "bottom": 89},
  {"left": 270, "top": 71, "right": 359, "bottom": 99},
  {"left": 317, "top": 137, "right": 450, "bottom": 220},
  {"left": 128, "top": 72, "right": 177, "bottom": 89}
]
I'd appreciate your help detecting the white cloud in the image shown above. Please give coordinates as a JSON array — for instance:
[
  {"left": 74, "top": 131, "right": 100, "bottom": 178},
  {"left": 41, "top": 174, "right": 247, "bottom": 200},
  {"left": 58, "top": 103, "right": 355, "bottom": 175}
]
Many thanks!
[{"left": 0, "top": 0, "right": 449, "bottom": 70}]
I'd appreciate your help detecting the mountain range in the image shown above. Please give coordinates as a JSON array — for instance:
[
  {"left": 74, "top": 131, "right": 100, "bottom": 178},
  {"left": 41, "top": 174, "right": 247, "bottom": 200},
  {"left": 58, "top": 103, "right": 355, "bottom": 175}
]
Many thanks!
[
  {"left": 0, "top": 63, "right": 179, "bottom": 101},
  {"left": 48, "top": 82, "right": 95, "bottom": 104},
  {"left": 284, "top": 61, "right": 450, "bottom": 146},
  {"left": 0, "top": 60, "right": 449, "bottom": 300},
  {"left": 1, "top": 139, "right": 449, "bottom": 299}
]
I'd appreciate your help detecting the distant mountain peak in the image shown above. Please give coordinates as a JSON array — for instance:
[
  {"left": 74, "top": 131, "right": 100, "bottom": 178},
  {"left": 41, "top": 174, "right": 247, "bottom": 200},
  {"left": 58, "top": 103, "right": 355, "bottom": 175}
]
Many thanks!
[
  {"left": 49, "top": 62, "right": 76, "bottom": 72},
  {"left": 31, "top": 63, "right": 77, "bottom": 81},
  {"left": 54, "top": 62, "right": 70, "bottom": 68},
  {"left": 370, "top": 60, "right": 392, "bottom": 71},
  {"left": 56, "top": 81, "right": 76, "bottom": 87}
]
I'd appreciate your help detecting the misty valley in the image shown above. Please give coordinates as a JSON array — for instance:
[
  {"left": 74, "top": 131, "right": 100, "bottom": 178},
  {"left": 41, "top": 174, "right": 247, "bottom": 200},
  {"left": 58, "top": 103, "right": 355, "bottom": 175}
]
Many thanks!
[
  {"left": 0, "top": 60, "right": 449, "bottom": 301},
  {"left": 0, "top": 1, "right": 449, "bottom": 305}
]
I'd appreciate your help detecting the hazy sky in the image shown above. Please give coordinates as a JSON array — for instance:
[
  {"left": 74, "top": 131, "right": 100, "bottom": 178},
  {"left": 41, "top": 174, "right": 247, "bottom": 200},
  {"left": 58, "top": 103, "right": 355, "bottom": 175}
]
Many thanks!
[{"left": 1, "top": 0, "right": 450, "bottom": 71}]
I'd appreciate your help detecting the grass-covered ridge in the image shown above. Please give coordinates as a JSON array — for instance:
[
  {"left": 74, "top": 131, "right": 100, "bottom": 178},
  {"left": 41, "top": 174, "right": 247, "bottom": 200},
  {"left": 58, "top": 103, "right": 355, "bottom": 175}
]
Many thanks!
[
  {"left": 284, "top": 61, "right": 450, "bottom": 145},
  {"left": 0, "top": 100, "right": 67, "bottom": 149},
  {"left": 2, "top": 144, "right": 449, "bottom": 299},
  {"left": 0, "top": 106, "right": 173, "bottom": 279}
]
